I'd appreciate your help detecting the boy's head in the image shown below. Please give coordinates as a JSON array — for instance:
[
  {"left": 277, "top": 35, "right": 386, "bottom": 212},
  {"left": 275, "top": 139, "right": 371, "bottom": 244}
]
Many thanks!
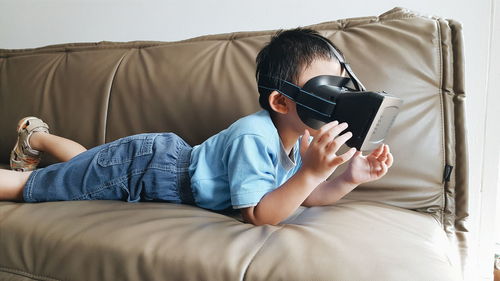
[{"left": 255, "top": 28, "right": 345, "bottom": 113}]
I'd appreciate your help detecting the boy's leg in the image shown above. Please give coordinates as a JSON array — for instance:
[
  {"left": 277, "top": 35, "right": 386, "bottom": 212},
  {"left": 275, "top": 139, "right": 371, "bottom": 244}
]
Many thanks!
[
  {"left": 10, "top": 116, "right": 87, "bottom": 171},
  {"left": 5, "top": 132, "right": 191, "bottom": 204},
  {"left": 23, "top": 133, "right": 162, "bottom": 203},
  {"left": 0, "top": 169, "right": 31, "bottom": 201},
  {"left": 30, "top": 132, "right": 87, "bottom": 162}
]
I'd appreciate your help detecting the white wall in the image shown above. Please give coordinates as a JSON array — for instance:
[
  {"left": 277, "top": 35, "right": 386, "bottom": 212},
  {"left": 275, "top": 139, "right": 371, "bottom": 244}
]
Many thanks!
[{"left": 1, "top": 0, "right": 499, "bottom": 280}]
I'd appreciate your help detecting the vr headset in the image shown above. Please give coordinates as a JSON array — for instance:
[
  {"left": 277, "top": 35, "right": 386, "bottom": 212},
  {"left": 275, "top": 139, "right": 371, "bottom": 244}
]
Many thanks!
[{"left": 258, "top": 36, "right": 403, "bottom": 152}]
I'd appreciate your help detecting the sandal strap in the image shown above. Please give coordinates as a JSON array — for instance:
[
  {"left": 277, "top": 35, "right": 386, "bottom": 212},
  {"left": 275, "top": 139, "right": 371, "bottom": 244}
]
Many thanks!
[
  {"left": 18, "top": 117, "right": 50, "bottom": 156},
  {"left": 21, "top": 117, "right": 50, "bottom": 134}
]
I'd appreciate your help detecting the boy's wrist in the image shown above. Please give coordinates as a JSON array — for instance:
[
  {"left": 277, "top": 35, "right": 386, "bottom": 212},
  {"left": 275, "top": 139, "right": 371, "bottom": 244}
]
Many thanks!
[
  {"left": 338, "top": 169, "right": 365, "bottom": 185},
  {"left": 295, "top": 168, "right": 327, "bottom": 188},
  {"left": 332, "top": 173, "right": 359, "bottom": 191}
]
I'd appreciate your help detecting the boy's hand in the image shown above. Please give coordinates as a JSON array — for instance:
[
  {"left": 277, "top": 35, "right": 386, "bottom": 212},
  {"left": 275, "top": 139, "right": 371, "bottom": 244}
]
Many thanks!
[
  {"left": 341, "top": 144, "right": 394, "bottom": 185},
  {"left": 300, "top": 121, "right": 356, "bottom": 182}
]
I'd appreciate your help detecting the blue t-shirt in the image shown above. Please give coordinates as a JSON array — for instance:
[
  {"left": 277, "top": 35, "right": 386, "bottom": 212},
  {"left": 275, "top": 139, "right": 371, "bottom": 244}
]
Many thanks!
[{"left": 188, "top": 110, "right": 302, "bottom": 210}]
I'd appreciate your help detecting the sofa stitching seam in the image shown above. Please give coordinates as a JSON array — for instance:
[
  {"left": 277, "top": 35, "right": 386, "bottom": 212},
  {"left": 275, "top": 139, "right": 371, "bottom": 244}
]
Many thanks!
[
  {"left": 0, "top": 266, "right": 61, "bottom": 281},
  {"left": 436, "top": 19, "right": 447, "bottom": 226}
]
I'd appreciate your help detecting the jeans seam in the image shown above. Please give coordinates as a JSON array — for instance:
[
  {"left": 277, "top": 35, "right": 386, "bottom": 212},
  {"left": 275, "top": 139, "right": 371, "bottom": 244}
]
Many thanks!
[
  {"left": 71, "top": 174, "right": 128, "bottom": 200},
  {"left": 24, "top": 169, "right": 40, "bottom": 202},
  {"left": 72, "top": 167, "right": 152, "bottom": 201},
  {"left": 148, "top": 163, "right": 175, "bottom": 172}
]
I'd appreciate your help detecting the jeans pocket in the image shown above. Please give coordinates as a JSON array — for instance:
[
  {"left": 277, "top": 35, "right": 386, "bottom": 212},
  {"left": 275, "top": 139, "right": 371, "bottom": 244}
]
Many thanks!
[{"left": 97, "top": 134, "right": 157, "bottom": 167}]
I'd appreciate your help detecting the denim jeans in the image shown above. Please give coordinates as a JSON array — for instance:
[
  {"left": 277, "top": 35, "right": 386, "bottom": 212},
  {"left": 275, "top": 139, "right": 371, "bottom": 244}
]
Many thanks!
[{"left": 23, "top": 133, "right": 194, "bottom": 204}]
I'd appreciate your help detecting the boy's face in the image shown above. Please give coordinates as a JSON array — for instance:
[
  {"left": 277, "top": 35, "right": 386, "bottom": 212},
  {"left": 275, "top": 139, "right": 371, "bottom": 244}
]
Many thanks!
[{"left": 288, "top": 58, "right": 343, "bottom": 137}]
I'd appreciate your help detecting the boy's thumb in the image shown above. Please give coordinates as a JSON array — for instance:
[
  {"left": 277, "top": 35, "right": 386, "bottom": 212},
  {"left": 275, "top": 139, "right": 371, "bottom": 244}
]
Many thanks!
[{"left": 300, "top": 129, "right": 310, "bottom": 157}]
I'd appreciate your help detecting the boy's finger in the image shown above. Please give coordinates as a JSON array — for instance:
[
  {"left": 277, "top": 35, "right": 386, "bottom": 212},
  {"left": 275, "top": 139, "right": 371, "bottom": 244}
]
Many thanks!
[
  {"left": 321, "top": 120, "right": 340, "bottom": 131},
  {"left": 330, "top": 147, "right": 356, "bottom": 167},
  {"left": 317, "top": 122, "right": 348, "bottom": 145},
  {"left": 370, "top": 144, "right": 384, "bottom": 158},
  {"left": 325, "top": 131, "right": 352, "bottom": 153},
  {"left": 386, "top": 151, "right": 394, "bottom": 168},
  {"left": 379, "top": 162, "right": 388, "bottom": 176},
  {"left": 378, "top": 145, "right": 389, "bottom": 162},
  {"left": 314, "top": 121, "right": 339, "bottom": 142},
  {"left": 300, "top": 130, "right": 310, "bottom": 157}
]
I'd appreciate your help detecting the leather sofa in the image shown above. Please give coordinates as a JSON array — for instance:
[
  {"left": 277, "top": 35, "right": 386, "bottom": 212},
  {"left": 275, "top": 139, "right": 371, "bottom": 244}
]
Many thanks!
[{"left": 0, "top": 7, "right": 467, "bottom": 281}]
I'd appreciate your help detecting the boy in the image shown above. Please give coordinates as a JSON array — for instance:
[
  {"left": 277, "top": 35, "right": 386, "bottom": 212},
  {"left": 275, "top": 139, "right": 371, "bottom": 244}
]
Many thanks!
[{"left": 0, "top": 28, "right": 393, "bottom": 226}]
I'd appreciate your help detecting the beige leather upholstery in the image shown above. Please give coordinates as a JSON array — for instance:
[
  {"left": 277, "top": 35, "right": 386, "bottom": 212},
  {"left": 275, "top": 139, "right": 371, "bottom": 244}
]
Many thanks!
[{"left": 0, "top": 7, "right": 467, "bottom": 280}]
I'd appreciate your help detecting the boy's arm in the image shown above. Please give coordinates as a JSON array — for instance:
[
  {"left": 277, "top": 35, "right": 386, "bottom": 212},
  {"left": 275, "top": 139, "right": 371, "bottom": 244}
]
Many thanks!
[
  {"left": 241, "top": 171, "right": 356, "bottom": 225},
  {"left": 240, "top": 169, "right": 325, "bottom": 226},
  {"left": 301, "top": 174, "right": 357, "bottom": 207},
  {"left": 302, "top": 144, "right": 393, "bottom": 207},
  {"left": 241, "top": 121, "right": 356, "bottom": 225}
]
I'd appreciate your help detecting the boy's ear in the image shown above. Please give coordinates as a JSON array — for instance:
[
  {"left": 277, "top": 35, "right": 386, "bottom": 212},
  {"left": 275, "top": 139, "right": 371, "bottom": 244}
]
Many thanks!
[{"left": 268, "top": 91, "right": 289, "bottom": 114}]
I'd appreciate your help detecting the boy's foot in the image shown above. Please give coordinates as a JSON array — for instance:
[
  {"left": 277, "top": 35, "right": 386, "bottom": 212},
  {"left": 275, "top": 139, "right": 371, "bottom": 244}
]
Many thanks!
[{"left": 10, "top": 117, "right": 50, "bottom": 171}]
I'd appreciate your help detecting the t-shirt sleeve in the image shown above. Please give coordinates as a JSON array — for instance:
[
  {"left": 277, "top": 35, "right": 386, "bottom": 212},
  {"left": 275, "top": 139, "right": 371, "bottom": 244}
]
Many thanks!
[{"left": 222, "top": 134, "right": 277, "bottom": 209}]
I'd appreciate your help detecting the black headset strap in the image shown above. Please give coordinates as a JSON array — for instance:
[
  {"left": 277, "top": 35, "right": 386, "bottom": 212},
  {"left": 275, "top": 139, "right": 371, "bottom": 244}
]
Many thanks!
[
  {"left": 258, "top": 76, "right": 336, "bottom": 118},
  {"left": 313, "top": 35, "right": 366, "bottom": 91},
  {"left": 259, "top": 76, "right": 300, "bottom": 100}
]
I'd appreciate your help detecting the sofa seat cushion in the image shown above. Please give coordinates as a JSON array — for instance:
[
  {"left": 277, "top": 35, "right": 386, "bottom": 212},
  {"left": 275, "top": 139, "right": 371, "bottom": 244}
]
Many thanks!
[{"left": 0, "top": 201, "right": 461, "bottom": 281}]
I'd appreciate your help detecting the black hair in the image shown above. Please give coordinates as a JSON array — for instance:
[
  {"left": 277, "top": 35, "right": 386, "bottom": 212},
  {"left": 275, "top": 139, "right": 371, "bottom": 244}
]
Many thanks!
[{"left": 255, "top": 28, "right": 344, "bottom": 112}]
